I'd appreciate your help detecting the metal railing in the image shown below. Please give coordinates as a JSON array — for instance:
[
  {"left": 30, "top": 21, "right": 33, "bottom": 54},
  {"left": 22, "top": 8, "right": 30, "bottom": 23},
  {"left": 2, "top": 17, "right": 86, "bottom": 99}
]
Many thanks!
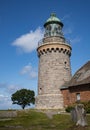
[{"left": 38, "top": 36, "right": 71, "bottom": 47}]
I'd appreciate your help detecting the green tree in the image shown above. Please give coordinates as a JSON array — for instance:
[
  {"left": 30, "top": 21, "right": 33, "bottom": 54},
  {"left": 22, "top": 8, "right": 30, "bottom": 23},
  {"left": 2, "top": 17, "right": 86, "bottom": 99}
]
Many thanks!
[{"left": 11, "top": 89, "right": 35, "bottom": 109}]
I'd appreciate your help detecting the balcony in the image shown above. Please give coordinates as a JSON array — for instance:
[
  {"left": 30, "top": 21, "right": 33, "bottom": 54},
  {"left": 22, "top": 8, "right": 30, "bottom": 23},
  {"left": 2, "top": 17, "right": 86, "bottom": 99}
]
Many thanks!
[{"left": 38, "top": 36, "right": 71, "bottom": 48}]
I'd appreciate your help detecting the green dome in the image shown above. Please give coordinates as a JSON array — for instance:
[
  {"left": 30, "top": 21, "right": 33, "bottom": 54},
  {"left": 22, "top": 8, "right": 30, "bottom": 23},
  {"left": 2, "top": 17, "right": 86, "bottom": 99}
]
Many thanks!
[{"left": 44, "top": 13, "right": 63, "bottom": 27}]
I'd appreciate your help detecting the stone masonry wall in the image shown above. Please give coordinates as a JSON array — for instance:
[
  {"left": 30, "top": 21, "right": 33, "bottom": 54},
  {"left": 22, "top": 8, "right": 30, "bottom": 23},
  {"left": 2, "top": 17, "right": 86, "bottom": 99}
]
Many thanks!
[
  {"left": 35, "top": 94, "right": 64, "bottom": 109},
  {"left": 35, "top": 36, "right": 72, "bottom": 109},
  {"left": 38, "top": 51, "right": 71, "bottom": 95}
]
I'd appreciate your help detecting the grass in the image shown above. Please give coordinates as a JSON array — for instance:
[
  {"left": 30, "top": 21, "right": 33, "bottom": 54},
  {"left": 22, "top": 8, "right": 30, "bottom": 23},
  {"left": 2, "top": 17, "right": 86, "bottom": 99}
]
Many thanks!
[{"left": 0, "top": 109, "right": 90, "bottom": 130}]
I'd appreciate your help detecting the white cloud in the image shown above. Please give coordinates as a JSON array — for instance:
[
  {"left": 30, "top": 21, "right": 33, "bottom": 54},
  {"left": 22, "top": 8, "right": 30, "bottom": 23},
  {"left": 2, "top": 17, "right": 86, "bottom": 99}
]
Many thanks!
[
  {"left": 0, "top": 83, "right": 23, "bottom": 95},
  {"left": 0, "top": 94, "right": 8, "bottom": 102},
  {"left": 20, "top": 63, "right": 37, "bottom": 79},
  {"left": 20, "top": 64, "right": 32, "bottom": 74},
  {"left": 63, "top": 27, "right": 81, "bottom": 44},
  {"left": 70, "top": 37, "right": 81, "bottom": 44},
  {"left": 63, "top": 28, "right": 72, "bottom": 35},
  {"left": 0, "top": 81, "right": 36, "bottom": 109},
  {"left": 0, "top": 94, "right": 11, "bottom": 109},
  {"left": 0, "top": 94, "right": 3, "bottom": 97},
  {"left": 0, "top": 83, "right": 24, "bottom": 109},
  {"left": 62, "top": 13, "right": 72, "bottom": 21},
  {"left": 29, "top": 71, "right": 37, "bottom": 79},
  {"left": 7, "top": 84, "right": 22, "bottom": 94},
  {"left": 12, "top": 27, "right": 44, "bottom": 53},
  {"left": 0, "top": 97, "right": 8, "bottom": 103}
]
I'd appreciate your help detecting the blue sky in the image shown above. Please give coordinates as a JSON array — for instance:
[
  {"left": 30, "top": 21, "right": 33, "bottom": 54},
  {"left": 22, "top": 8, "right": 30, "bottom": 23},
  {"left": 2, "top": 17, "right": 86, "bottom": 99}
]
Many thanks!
[{"left": 0, "top": 0, "right": 90, "bottom": 109}]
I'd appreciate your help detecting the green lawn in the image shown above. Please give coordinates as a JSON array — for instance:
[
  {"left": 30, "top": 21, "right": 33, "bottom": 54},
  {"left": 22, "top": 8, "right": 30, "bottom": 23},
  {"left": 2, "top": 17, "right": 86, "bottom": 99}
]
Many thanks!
[{"left": 0, "top": 109, "right": 90, "bottom": 130}]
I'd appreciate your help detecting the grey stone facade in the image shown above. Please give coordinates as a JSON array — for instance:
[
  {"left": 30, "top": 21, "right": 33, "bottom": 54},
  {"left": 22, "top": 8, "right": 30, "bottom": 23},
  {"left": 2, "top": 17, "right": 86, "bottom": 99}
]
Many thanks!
[
  {"left": 35, "top": 37, "right": 72, "bottom": 109},
  {"left": 38, "top": 50, "right": 71, "bottom": 95},
  {"left": 35, "top": 14, "right": 72, "bottom": 109},
  {"left": 35, "top": 94, "right": 64, "bottom": 109}
]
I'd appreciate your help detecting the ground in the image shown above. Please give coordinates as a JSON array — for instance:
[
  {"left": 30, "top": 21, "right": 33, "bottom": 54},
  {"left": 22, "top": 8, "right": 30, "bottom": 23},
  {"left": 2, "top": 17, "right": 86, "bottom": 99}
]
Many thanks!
[{"left": 0, "top": 109, "right": 90, "bottom": 130}]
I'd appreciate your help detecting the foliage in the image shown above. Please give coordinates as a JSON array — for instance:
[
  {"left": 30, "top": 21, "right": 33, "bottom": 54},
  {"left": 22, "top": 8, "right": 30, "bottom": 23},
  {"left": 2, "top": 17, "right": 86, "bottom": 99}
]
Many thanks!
[
  {"left": 65, "top": 105, "right": 75, "bottom": 113},
  {"left": 81, "top": 101, "right": 90, "bottom": 113},
  {"left": 65, "top": 101, "right": 90, "bottom": 113},
  {"left": 11, "top": 89, "right": 35, "bottom": 109}
]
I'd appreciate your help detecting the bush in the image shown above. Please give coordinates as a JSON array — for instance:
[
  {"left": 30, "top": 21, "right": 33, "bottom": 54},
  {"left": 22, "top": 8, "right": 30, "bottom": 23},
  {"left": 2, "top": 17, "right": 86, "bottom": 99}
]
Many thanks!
[
  {"left": 65, "top": 101, "right": 90, "bottom": 113},
  {"left": 81, "top": 101, "right": 90, "bottom": 113},
  {"left": 65, "top": 105, "right": 75, "bottom": 113}
]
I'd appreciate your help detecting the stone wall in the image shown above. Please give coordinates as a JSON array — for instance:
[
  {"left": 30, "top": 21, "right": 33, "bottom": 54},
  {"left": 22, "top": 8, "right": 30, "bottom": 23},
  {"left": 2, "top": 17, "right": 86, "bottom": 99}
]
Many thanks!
[
  {"left": 36, "top": 36, "right": 72, "bottom": 109},
  {"left": 35, "top": 94, "right": 64, "bottom": 109},
  {"left": 38, "top": 50, "right": 71, "bottom": 95},
  {"left": 0, "top": 111, "right": 17, "bottom": 118}
]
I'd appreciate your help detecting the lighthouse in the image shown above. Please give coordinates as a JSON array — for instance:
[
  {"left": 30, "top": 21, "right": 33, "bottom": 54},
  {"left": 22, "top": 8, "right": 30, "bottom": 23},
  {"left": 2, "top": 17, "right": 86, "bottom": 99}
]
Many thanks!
[{"left": 35, "top": 13, "right": 72, "bottom": 109}]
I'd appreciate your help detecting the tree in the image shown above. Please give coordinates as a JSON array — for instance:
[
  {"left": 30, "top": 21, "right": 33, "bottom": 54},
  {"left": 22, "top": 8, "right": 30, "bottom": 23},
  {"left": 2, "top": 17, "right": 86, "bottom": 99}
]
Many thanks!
[{"left": 11, "top": 89, "right": 35, "bottom": 109}]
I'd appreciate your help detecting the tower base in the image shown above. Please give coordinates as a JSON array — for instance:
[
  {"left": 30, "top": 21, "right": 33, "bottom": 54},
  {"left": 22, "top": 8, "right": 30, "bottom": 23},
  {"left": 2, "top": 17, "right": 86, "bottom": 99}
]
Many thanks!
[{"left": 35, "top": 94, "right": 64, "bottom": 109}]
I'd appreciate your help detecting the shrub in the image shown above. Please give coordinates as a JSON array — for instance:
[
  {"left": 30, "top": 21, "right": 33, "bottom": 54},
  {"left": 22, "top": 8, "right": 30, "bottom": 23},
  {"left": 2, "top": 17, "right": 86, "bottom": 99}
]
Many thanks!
[
  {"left": 81, "top": 101, "right": 90, "bottom": 113},
  {"left": 65, "top": 105, "right": 75, "bottom": 113},
  {"left": 65, "top": 101, "right": 90, "bottom": 113}
]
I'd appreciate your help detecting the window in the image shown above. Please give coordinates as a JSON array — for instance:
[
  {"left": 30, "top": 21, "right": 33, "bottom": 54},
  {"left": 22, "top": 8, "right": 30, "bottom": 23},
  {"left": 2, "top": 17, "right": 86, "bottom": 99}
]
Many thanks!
[
  {"left": 76, "top": 93, "right": 80, "bottom": 101},
  {"left": 64, "top": 61, "right": 67, "bottom": 64},
  {"left": 64, "top": 61, "right": 69, "bottom": 70}
]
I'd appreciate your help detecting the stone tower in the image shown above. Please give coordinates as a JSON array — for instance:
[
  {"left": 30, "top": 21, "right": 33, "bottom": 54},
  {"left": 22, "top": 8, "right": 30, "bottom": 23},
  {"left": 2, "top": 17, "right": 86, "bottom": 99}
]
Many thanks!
[{"left": 35, "top": 13, "right": 72, "bottom": 109}]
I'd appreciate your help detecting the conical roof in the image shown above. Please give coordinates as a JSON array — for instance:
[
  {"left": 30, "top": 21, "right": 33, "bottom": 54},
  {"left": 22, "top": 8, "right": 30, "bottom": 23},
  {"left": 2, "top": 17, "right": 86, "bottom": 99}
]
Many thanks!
[{"left": 44, "top": 13, "right": 63, "bottom": 27}]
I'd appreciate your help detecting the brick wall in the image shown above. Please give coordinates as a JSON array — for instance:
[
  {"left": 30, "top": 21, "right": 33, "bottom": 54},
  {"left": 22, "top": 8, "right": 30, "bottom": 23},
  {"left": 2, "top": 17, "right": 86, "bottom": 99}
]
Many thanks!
[{"left": 61, "top": 83, "right": 90, "bottom": 107}]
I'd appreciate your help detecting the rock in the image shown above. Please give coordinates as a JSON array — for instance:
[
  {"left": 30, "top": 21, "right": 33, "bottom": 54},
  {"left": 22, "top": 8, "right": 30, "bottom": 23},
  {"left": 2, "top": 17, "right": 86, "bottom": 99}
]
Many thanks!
[{"left": 71, "top": 104, "right": 88, "bottom": 127}]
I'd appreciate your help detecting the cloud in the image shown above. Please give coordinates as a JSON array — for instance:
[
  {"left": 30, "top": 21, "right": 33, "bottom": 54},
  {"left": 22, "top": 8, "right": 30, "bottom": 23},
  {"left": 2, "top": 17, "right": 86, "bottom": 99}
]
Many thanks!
[
  {"left": 29, "top": 71, "right": 37, "bottom": 79},
  {"left": 61, "top": 13, "right": 81, "bottom": 45},
  {"left": 0, "top": 97, "right": 11, "bottom": 106},
  {"left": 0, "top": 94, "right": 11, "bottom": 109},
  {"left": 1, "top": 83, "right": 36, "bottom": 109},
  {"left": 0, "top": 94, "right": 9, "bottom": 102},
  {"left": 62, "top": 13, "right": 72, "bottom": 21},
  {"left": 70, "top": 37, "right": 81, "bottom": 44},
  {"left": 63, "top": 27, "right": 72, "bottom": 35},
  {"left": 7, "top": 84, "right": 22, "bottom": 94},
  {"left": 0, "top": 82, "right": 22, "bottom": 94},
  {"left": 20, "top": 63, "right": 38, "bottom": 79},
  {"left": 20, "top": 64, "right": 32, "bottom": 74},
  {"left": 12, "top": 27, "right": 44, "bottom": 53},
  {"left": 0, "top": 94, "right": 8, "bottom": 98},
  {"left": 63, "top": 27, "right": 81, "bottom": 44},
  {"left": 0, "top": 83, "right": 24, "bottom": 109}
]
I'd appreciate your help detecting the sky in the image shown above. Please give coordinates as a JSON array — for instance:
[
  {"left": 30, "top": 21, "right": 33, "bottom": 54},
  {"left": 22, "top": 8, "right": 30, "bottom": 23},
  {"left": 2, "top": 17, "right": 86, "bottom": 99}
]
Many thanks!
[{"left": 0, "top": 0, "right": 90, "bottom": 110}]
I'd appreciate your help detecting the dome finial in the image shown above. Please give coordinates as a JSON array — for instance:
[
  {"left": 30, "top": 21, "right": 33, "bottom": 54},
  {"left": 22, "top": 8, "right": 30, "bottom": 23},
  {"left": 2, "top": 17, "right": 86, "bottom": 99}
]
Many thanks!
[{"left": 50, "top": 13, "right": 56, "bottom": 17}]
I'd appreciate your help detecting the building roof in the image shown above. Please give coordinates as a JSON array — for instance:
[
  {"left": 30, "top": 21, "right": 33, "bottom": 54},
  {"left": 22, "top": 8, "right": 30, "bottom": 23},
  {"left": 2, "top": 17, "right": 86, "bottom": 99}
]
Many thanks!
[
  {"left": 44, "top": 13, "right": 63, "bottom": 27},
  {"left": 61, "top": 61, "right": 90, "bottom": 89}
]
